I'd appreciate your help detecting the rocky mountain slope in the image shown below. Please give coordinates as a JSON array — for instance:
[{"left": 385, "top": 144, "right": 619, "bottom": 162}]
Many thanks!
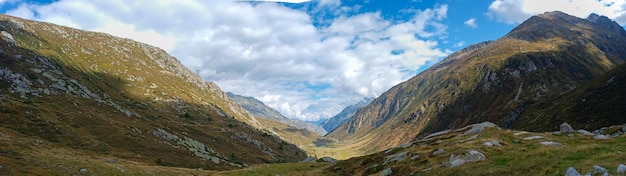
[
  {"left": 0, "top": 14, "right": 305, "bottom": 174},
  {"left": 321, "top": 97, "right": 373, "bottom": 132},
  {"left": 226, "top": 92, "right": 327, "bottom": 136},
  {"left": 325, "top": 122, "right": 626, "bottom": 176},
  {"left": 326, "top": 11, "right": 626, "bottom": 153}
]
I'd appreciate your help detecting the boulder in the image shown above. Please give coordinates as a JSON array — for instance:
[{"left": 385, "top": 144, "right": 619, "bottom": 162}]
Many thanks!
[
  {"left": 319, "top": 157, "right": 338, "bottom": 163},
  {"left": 380, "top": 168, "right": 392, "bottom": 176},
  {"left": 523, "top": 136, "right": 544, "bottom": 140},
  {"left": 432, "top": 148, "right": 446, "bottom": 156},
  {"left": 594, "top": 134, "right": 611, "bottom": 140},
  {"left": 560, "top": 122, "right": 574, "bottom": 133},
  {"left": 79, "top": 168, "right": 88, "bottom": 172},
  {"left": 566, "top": 167, "right": 581, "bottom": 176},
  {"left": 577, "top": 129, "right": 594, "bottom": 136},
  {"left": 461, "top": 122, "right": 497, "bottom": 136},
  {"left": 593, "top": 165, "right": 608, "bottom": 174},
  {"left": 448, "top": 150, "right": 486, "bottom": 167},
  {"left": 539, "top": 141, "right": 561, "bottom": 146},
  {"left": 383, "top": 151, "right": 408, "bottom": 165},
  {"left": 450, "top": 159, "right": 466, "bottom": 167},
  {"left": 617, "top": 164, "right": 626, "bottom": 174},
  {"left": 483, "top": 140, "right": 502, "bottom": 147}
]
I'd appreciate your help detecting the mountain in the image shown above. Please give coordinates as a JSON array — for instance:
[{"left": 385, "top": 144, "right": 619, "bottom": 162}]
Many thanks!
[
  {"left": 306, "top": 118, "right": 326, "bottom": 125},
  {"left": 226, "top": 92, "right": 327, "bottom": 135},
  {"left": 326, "top": 11, "right": 626, "bottom": 154},
  {"left": 0, "top": 14, "right": 305, "bottom": 174},
  {"left": 321, "top": 97, "right": 373, "bottom": 132}
]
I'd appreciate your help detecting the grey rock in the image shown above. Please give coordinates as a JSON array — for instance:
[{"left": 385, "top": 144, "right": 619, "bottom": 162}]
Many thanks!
[
  {"left": 383, "top": 151, "right": 408, "bottom": 165},
  {"left": 461, "top": 122, "right": 497, "bottom": 136},
  {"left": 380, "top": 168, "right": 392, "bottom": 176},
  {"left": 617, "top": 164, "right": 626, "bottom": 174},
  {"left": 566, "top": 167, "right": 581, "bottom": 176},
  {"left": 523, "top": 136, "right": 544, "bottom": 140},
  {"left": 79, "top": 168, "right": 88, "bottom": 172},
  {"left": 410, "top": 154, "right": 420, "bottom": 160},
  {"left": 593, "top": 165, "right": 608, "bottom": 174},
  {"left": 594, "top": 134, "right": 611, "bottom": 140},
  {"left": 107, "top": 159, "right": 117, "bottom": 163},
  {"left": 464, "top": 150, "right": 487, "bottom": 161},
  {"left": 560, "top": 122, "right": 574, "bottom": 133},
  {"left": 320, "top": 157, "right": 338, "bottom": 163},
  {"left": 539, "top": 141, "right": 561, "bottom": 146},
  {"left": 622, "top": 125, "right": 626, "bottom": 133},
  {"left": 421, "top": 167, "right": 432, "bottom": 172},
  {"left": 577, "top": 129, "right": 594, "bottom": 136},
  {"left": 513, "top": 139, "right": 520, "bottom": 143},
  {"left": 457, "top": 134, "right": 478, "bottom": 143},
  {"left": 483, "top": 140, "right": 502, "bottom": 147},
  {"left": 432, "top": 148, "right": 446, "bottom": 156},
  {"left": 450, "top": 159, "right": 466, "bottom": 167}
]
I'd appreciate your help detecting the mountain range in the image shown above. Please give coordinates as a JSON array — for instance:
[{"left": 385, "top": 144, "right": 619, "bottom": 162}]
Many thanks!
[
  {"left": 320, "top": 97, "right": 373, "bottom": 132},
  {"left": 2, "top": 10, "right": 626, "bottom": 175},
  {"left": 326, "top": 11, "right": 626, "bottom": 153}
]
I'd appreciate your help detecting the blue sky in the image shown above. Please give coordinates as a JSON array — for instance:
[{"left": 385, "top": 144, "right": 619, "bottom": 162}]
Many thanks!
[{"left": 2, "top": 0, "right": 626, "bottom": 121}]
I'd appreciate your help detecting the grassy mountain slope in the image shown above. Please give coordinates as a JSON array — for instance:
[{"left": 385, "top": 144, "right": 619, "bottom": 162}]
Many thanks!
[
  {"left": 0, "top": 14, "right": 305, "bottom": 174},
  {"left": 324, "top": 122, "right": 626, "bottom": 176},
  {"left": 326, "top": 11, "right": 626, "bottom": 154}
]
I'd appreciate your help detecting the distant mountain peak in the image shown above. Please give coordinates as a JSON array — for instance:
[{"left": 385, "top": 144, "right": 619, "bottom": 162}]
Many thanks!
[{"left": 586, "top": 13, "right": 626, "bottom": 37}]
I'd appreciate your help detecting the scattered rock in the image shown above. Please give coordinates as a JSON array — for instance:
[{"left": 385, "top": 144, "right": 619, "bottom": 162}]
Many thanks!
[
  {"left": 421, "top": 167, "right": 432, "bottom": 172},
  {"left": 319, "top": 157, "right": 338, "bottom": 163},
  {"left": 79, "top": 168, "right": 88, "bottom": 172},
  {"left": 513, "top": 139, "right": 520, "bottom": 143},
  {"left": 523, "top": 136, "right": 544, "bottom": 140},
  {"left": 566, "top": 167, "right": 581, "bottom": 176},
  {"left": 410, "top": 154, "right": 420, "bottom": 160},
  {"left": 577, "top": 129, "right": 594, "bottom": 136},
  {"left": 617, "top": 164, "right": 626, "bottom": 174},
  {"left": 432, "top": 148, "right": 446, "bottom": 156},
  {"left": 107, "top": 159, "right": 117, "bottom": 163},
  {"left": 1, "top": 31, "right": 17, "bottom": 46},
  {"left": 457, "top": 134, "right": 478, "bottom": 143},
  {"left": 593, "top": 165, "right": 608, "bottom": 174},
  {"left": 513, "top": 131, "right": 528, "bottom": 136},
  {"left": 483, "top": 140, "right": 502, "bottom": 147},
  {"left": 380, "top": 168, "right": 392, "bottom": 176},
  {"left": 560, "top": 122, "right": 574, "bottom": 133},
  {"left": 461, "top": 122, "right": 497, "bottom": 136},
  {"left": 539, "top": 141, "right": 561, "bottom": 146},
  {"left": 464, "top": 150, "right": 487, "bottom": 162},
  {"left": 450, "top": 159, "right": 466, "bottom": 167},
  {"left": 622, "top": 125, "right": 626, "bottom": 133},
  {"left": 383, "top": 151, "right": 408, "bottom": 165},
  {"left": 594, "top": 134, "right": 611, "bottom": 140}
]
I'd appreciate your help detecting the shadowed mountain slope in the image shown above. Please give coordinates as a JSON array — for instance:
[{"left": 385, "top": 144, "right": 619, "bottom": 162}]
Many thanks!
[{"left": 0, "top": 14, "right": 305, "bottom": 174}]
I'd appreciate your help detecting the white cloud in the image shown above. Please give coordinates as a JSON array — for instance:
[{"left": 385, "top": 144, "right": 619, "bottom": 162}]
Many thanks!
[
  {"left": 487, "top": 0, "right": 626, "bottom": 25},
  {"left": 3, "top": 0, "right": 450, "bottom": 121},
  {"left": 464, "top": 18, "right": 477, "bottom": 28},
  {"left": 453, "top": 41, "right": 465, "bottom": 47}
]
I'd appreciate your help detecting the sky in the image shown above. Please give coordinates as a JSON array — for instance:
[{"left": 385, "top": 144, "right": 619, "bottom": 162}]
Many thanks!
[{"left": 2, "top": 0, "right": 626, "bottom": 121}]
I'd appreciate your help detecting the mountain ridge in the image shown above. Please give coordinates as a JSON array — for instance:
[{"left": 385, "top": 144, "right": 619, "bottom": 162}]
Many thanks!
[
  {"left": 0, "top": 14, "right": 305, "bottom": 173},
  {"left": 326, "top": 11, "right": 626, "bottom": 153}
]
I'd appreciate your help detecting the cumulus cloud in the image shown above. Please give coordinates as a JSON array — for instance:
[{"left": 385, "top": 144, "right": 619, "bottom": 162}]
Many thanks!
[
  {"left": 3, "top": 0, "right": 450, "bottom": 121},
  {"left": 464, "top": 18, "right": 477, "bottom": 28},
  {"left": 487, "top": 0, "right": 626, "bottom": 25}
]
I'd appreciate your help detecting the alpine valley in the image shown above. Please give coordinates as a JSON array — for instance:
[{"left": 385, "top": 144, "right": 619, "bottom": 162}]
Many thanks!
[{"left": 1, "top": 10, "right": 626, "bottom": 175}]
